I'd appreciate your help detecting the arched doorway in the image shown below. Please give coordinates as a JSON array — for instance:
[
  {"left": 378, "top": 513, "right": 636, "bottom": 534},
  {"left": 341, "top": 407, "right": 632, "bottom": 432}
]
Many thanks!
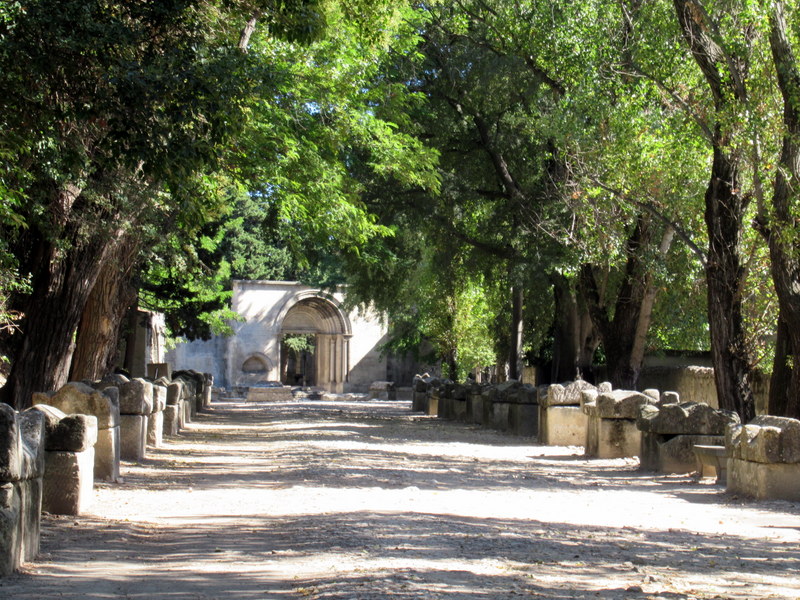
[{"left": 279, "top": 294, "right": 351, "bottom": 392}]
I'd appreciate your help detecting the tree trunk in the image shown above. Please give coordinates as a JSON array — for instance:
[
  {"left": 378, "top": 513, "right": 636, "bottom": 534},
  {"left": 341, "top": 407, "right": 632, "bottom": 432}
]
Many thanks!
[
  {"left": 673, "top": 0, "right": 755, "bottom": 421},
  {"left": 69, "top": 236, "right": 139, "bottom": 382},
  {"left": 764, "top": 1, "right": 800, "bottom": 419},
  {"left": 704, "top": 146, "right": 755, "bottom": 421},
  {"left": 629, "top": 227, "right": 675, "bottom": 373},
  {"left": 1, "top": 233, "right": 113, "bottom": 409},
  {"left": 580, "top": 215, "right": 658, "bottom": 390},
  {"left": 551, "top": 272, "right": 599, "bottom": 383},
  {"left": 768, "top": 312, "right": 793, "bottom": 417},
  {"left": 509, "top": 285, "right": 523, "bottom": 380},
  {"left": 551, "top": 272, "right": 579, "bottom": 383}
]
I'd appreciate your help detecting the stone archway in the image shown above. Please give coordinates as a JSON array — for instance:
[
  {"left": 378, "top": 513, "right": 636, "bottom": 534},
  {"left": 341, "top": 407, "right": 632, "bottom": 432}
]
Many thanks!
[{"left": 278, "top": 294, "right": 351, "bottom": 393}]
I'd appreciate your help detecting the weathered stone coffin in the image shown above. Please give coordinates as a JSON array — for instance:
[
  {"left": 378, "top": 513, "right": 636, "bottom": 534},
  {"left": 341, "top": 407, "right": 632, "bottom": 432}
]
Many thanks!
[
  {"left": 118, "top": 377, "right": 153, "bottom": 462},
  {"left": 368, "top": 380, "right": 397, "bottom": 401},
  {"left": 727, "top": 416, "right": 800, "bottom": 501},
  {"left": 507, "top": 384, "right": 538, "bottom": 437},
  {"left": 32, "top": 382, "right": 120, "bottom": 482},
  {"left": 584, "top": 389, "right": 652, "bottom": 459},
  {"left": 538, "top": 381, "right": 595, "bottom": 446},
  {"left": 30, "top": 404, "right": 98, "bottom": 516},
  {"left": 468, "top": 384, "right": 485, "bottom": 425},
  {"left": 147, "top": 383, "right": 167, "bottom": 448},
  {"left": 637, "top": 401, "right": 739, "bottom": 474},
  {"left": 174, "top": 370, "right": 205, "bottom": 416},
  {"left": 0, "top": 405, "right": 45, "bottom": 576},
  {"left": 436, "top": 382, "right": 455, "bottom": 420},
  {"left": 411, "top": 375, "right": 433, "bottom": 413},
  {"left": 451, "top": 384, "right": 469, "bottom": 423}
]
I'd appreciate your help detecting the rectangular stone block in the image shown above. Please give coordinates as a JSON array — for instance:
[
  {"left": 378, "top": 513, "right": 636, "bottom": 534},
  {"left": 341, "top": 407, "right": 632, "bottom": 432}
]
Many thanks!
[
  {"left": 509, "top": 403, "right": 538, "bottom": 437},
  {"left": 152, "top": 384, "right": 167, "bottom": 413},
  {"left": 728, "top": 457, "right": 800, "bottom": 501},
  {"left": 19, "top": 477, "right": 42, "bottom": 563},
  {"left": 147, "top": 363, "right": 172, "bottom": 380},
  {"left": 469, "top": 394, "right": 484, "bottom": 425},
  {"left": 120, "top": 414, "right": 148, "bottom": 462},
  {"left": 586, "top": 418, "right": 640, "bottom": 459},
  {"left": 436, "top": 392, "right": 451, "bottom": 420},
  {"left": 453, "top": 398, "right": 468, "bottom": 422},
  {"left": 163, "top": 405, "right": 180, "bottom": 436},
  {"left": 491, "top": 402, "right": 511, "bottom": 431},
  {"left": 147, "top": 410, "right": 163, "bottom": 448},
  {"left": 43, "top": 449, "right": 94, "bottom": 515},
  {"left": 0, "top": 405, "right": 21, "bottom": 482},
  {"left": 119, "top": 378, "right": 154, "bottom": 416},
  {"left": 246, "top": 386, "right": 294, "bottom": 402},
  {"left": 181, "top": 399, "right": 192, "bottom": 427},
  {"left": 411, "top": 391, "right": 427, "bottom": 413},
  {"left": 95, "top": 425, "right": 120, "bottom": 482},
  {"left": 539, "top": 405, "right": 588, "bottom": 446},
  {"left": 426, "top": 393, "right": 439, "bottom": 417},
  {"left": 640, "top": 432, "right": 722, "bottom": 474},
  {"left": 0, "top": 482, "right": 21, "bottom": 576}
]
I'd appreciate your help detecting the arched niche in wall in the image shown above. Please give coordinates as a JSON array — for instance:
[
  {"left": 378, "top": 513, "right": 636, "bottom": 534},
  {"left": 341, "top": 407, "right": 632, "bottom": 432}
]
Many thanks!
[{"left": 239, "top": 353, "right": 274, "bottom": 385}]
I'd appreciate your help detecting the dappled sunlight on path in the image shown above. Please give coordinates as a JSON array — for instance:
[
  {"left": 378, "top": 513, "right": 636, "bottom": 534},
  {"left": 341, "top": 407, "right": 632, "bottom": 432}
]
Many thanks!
[{"left": 3, "top": 399, "right": 800, "bottom": 599}]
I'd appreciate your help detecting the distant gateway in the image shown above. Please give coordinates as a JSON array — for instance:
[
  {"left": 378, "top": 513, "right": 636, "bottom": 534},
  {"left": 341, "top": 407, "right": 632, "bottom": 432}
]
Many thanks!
[{"left": 166, "top": 280, "right": 390, "bottom": 392}]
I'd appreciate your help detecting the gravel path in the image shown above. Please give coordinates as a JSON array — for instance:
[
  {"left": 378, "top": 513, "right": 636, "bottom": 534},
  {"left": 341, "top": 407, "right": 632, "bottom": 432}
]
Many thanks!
[{"left": 2, "top": 399, "right": 800, "bottom": 599}]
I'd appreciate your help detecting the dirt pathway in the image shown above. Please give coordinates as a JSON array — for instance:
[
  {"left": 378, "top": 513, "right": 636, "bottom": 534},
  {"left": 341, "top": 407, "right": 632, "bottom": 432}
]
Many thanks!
[{"left": 2, "top": 399, "right": 800, "bottom": 599}]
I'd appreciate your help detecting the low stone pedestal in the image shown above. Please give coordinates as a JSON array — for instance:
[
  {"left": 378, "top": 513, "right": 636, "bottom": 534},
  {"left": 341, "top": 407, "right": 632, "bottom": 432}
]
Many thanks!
[
  {"left": 33, "top": 382, "right": 120, "bottom": 482},
  {"left": 148, "top": 384, "right": 167, "bottom": 448},
  {"left": 163, "top": 405, "right": 180, "bottom": 436},
  {"left": 30, "top": 405, "right": 97, "bottom": 516},
  {"left": 174, "top": 371, "right": 204, "bottom": 417},
  {"left": 507, "top": 383, "right": 538, "bottom": 437},
  {"left": 637, "top": 401, "right": 738, "bottom": 474},
  {"left": 451, "top": 384, "right": 469, "bottom": 422},
  {"left": 538, "top": 381, "right": 596, "bottom": 446},
  {"left": 468, "top": 386, "right": 485, "bottom": 425},
  {"left": 246, "top": 385, "right": 294, "bottom": 402},
  {"left": 436, "top": 383, "right": 455, "bottom": 420},
  {"left": 584, "top": 389, "right": 652, "bottom": 459},
  {"left": 412, "top": 375, "right": 438, "bottom": 413},
  {"left": 166, "top": 381, "right": 185, "bottom": 434},
  {"left": 116, "top": 377, "right": 154, "bottom": 462},
  {"left": 727, "top": 416, "right": 800, "bottom": 501},
  {"left": 369, "top": 381, "right": 397, "bottom": 401},
  {"left": 1, "top": 405, "right": 46, "bottom": 576},
  {"left": 693, "top": 444, "right": 728, "bottom": 483}
]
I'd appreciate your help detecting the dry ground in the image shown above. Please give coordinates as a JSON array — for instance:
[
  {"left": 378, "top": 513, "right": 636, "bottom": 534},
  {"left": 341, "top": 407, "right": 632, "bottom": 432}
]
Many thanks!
[{"left": 2, "top": 398, "right": 800, "bottom": 600}]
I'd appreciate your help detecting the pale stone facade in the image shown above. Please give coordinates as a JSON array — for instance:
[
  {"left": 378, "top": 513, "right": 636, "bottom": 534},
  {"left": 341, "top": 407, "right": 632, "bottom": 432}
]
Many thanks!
[{"left": 167, "top": 281, "right": 389, "bottom": 393}]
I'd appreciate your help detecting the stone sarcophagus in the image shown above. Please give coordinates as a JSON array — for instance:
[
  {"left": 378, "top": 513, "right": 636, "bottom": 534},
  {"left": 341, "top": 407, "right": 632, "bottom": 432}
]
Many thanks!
[
  {"left": 1, "top": 405, "right": 45, "bottom": 576},
  {"left": 29, "top": 405, "right": 97, "bottom": 516},
  {"left": 33, "top": 382, "right": 120, "bottom": 483},
  {"left": 727, "top": 416, "right": 800, "bottom": 501},
  {"left": 637, "top": 400, "right": 739, "bottom": 474},
  {"left": 538, "top": 380, "right": 596, "bottom": 446},
  {"left": 583, "top": 388, "right": 652, "bottom": 459}
]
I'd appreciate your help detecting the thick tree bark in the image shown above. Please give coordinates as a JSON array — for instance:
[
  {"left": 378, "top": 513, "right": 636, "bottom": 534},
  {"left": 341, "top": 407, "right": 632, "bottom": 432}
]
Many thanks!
[
  {"left": 69, "top": 236, "right": 139, "bottom": 382},
  {"left": 764, "top": 1, "right": 800, "bottom": 419},
  {"left": 551, "top": 272, "right": 599, "bottom": 383},
  {"left": 580, "top": 215, "right": 657, "bottom": 390},
  {"left": 673, "top": 0, "right": 756, "bottom": 421},
  {"left": 702, "top": 147, "right": 756, "bottom": 421},
  {"left": 1, "top": 231, "right": 113, "bottom": 409},
  {"left": 768, "top": 312, "right": 793, "bottom": 417}
]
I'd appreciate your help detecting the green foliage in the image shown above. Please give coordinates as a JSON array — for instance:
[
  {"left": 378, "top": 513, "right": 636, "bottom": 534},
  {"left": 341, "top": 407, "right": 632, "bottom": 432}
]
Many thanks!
[{"left": 283, "top": 333, "right": 315, "bottom": 354}]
